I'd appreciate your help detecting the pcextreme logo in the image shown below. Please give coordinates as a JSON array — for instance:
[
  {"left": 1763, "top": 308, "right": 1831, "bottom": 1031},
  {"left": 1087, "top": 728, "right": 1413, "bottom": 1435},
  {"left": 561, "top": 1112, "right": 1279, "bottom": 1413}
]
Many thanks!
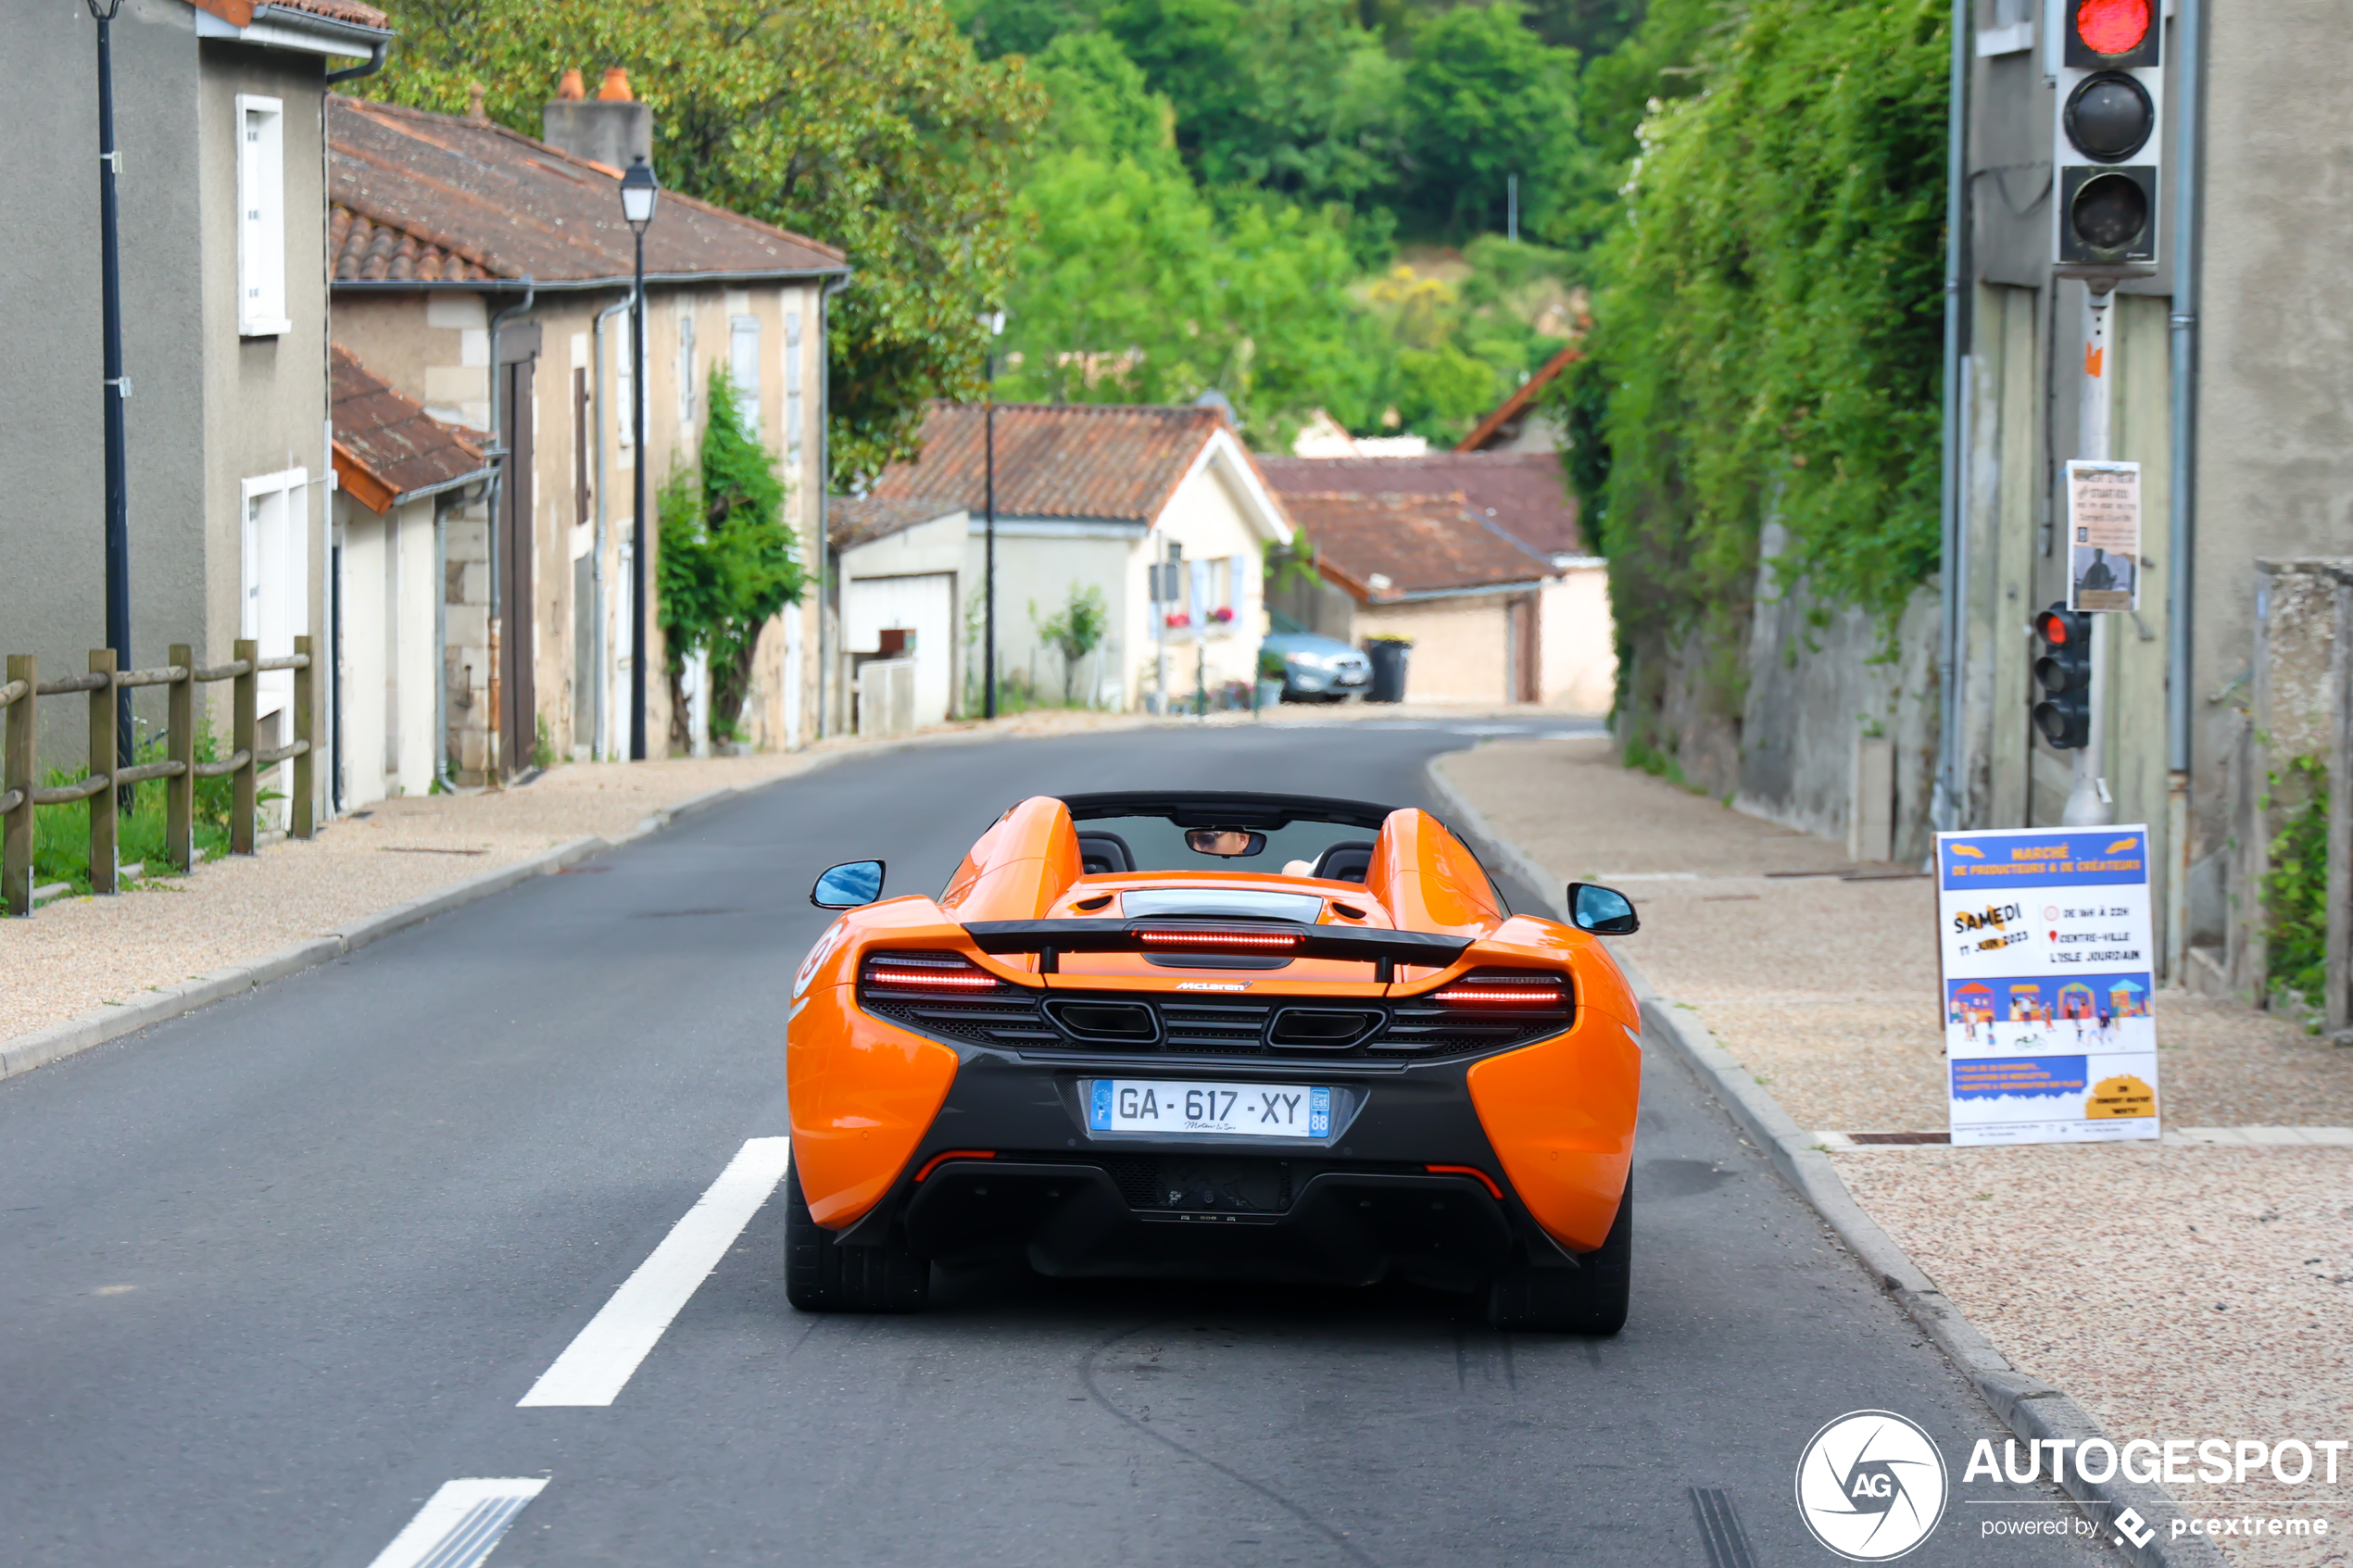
[{"left": 1796, "top": 1411, "right": 1951, "bottom": 1561}]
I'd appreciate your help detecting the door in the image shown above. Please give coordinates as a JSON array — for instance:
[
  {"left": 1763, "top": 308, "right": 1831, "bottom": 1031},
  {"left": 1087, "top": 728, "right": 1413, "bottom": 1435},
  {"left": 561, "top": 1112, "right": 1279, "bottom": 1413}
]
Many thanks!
[
  {"left": 844, "top": 573, "right": 954, "bottom": 726},
  {"left": 241, "top": 468, "right": 309, "bottom": 757},
  {"left": 498, "top": 355, "right": 536, "bottom": 774}
]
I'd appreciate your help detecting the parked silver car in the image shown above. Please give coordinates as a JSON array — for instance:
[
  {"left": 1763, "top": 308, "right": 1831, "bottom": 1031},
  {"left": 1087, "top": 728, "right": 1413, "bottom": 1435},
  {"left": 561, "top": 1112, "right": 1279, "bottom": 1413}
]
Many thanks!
[{"left": 1260, "top": 633, "right": 1372, "bottom": 702}]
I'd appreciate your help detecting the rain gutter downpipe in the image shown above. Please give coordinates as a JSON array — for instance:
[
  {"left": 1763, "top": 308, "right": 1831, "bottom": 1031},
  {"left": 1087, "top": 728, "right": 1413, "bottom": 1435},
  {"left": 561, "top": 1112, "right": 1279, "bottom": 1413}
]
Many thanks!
[
  {"left": 2165, "top": 0, "right": 2205, "bottom": 983},
  {"left": 484, "top": 282, "right": 535, "bottom": 778},
  {"left": 1933, "top": 0, "right": 1970, "bottom": 836},
  {"left": 591, "top": 292, "right": 630, "bottom": 760}
]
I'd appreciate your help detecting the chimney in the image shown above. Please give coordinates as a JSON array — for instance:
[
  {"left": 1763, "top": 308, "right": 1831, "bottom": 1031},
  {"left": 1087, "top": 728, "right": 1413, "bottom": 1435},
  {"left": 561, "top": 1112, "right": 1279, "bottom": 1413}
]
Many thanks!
[{"left": 541, "top": 67, "right": 651, "bottom": 173}]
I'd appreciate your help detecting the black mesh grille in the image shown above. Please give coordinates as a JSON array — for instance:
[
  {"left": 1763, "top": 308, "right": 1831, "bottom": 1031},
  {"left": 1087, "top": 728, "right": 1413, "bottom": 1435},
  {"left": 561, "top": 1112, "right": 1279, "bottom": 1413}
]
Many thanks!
[
  {"left": 861, "top": 960, "right": 1571, "bottom": 1060},
  {"left": 1008, "top": 1151, "right": 1425, "bottom": 1213}
]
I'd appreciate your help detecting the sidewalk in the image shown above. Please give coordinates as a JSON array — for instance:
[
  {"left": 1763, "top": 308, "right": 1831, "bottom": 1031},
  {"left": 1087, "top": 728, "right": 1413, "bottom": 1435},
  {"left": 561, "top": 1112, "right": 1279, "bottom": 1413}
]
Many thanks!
[
  {"left": 0, "top": 708, "right": 1158, "bottom": 1046},
  {"left": 1441, "top": 737, "right": 2353, "bottom": 1567}
]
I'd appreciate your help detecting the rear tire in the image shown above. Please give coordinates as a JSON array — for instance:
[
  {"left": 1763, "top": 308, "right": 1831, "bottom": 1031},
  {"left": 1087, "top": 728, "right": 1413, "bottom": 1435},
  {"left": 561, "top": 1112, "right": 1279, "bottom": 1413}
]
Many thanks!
[
  {"left": 1486, "top": 1186, "right": 1631, "bottom": 1335},
  {"left": 783, "top": 1165, "right": 929, "bottom": 1312}
]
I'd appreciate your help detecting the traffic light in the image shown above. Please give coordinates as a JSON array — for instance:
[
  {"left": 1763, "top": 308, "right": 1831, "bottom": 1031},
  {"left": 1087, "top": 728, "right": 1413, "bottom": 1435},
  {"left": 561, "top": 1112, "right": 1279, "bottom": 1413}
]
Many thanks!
[
  {"left": 2053, "top": 0, "right": 2161, "bottom": 266},
  {"left": 2032, "top": 604, "right": 2092, "bottom": 749}
]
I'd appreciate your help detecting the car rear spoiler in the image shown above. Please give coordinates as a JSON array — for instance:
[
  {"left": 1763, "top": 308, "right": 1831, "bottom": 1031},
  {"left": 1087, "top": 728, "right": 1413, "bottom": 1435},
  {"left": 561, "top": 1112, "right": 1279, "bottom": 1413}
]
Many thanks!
[{"left": 960, "top": 919, "right": 1471, "bottom": 980}]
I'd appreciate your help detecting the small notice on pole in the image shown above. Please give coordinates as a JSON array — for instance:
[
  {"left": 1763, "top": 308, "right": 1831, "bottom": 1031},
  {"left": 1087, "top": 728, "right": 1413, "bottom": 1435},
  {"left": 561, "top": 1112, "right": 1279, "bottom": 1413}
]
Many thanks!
[
  {"left": 1934, "top": 825, "right": 2161, "bottom": 1147},
  {"left": 2065, "top": 459, "right": 2141, "bottom": 612}
]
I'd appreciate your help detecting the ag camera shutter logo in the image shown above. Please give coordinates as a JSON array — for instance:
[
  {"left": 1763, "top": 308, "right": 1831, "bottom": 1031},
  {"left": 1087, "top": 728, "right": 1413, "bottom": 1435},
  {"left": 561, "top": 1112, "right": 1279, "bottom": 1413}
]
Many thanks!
[{"left": 1795, "top": 1411, "right": 1949, "bottom": 1561}]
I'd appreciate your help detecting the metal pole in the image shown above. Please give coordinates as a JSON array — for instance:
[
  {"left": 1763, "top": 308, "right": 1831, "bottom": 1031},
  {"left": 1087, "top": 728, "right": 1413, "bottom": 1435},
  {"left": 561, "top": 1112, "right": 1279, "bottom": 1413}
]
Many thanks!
[
  {"left": 983, "top": 365, "right": 997, "bottom": 721},
  {"left": 2165, "top": 0, "right": 2206, "bottom": 983},
  {"left": 630, "top": 231, "right": 648, "bottom": 759},
  {"left": 1932, "top": 0, "right": 1970, "bottom": 834},
  {"left": 93, "top": 0, "right": 133, "bottom": 796},
  {"left": 2062, "top": 284, "right": 2115, "bottom": 828}
]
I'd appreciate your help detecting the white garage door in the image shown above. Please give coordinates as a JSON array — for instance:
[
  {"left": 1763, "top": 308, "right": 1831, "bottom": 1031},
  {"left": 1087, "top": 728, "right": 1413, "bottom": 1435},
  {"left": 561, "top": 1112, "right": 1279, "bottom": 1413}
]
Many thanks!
[{"left": 845, "top": 572, "right": 954, "bottom": 726}]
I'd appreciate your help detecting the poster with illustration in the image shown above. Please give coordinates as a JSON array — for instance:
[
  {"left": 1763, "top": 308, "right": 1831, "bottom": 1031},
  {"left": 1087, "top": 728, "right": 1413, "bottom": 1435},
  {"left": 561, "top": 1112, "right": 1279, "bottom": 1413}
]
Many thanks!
[
  {"left": 2064, "top": 459, "right": 2141, "bottom": 612},
  {"left": 1934, "top": 825, "right": 2160, "bottom": 1146}
]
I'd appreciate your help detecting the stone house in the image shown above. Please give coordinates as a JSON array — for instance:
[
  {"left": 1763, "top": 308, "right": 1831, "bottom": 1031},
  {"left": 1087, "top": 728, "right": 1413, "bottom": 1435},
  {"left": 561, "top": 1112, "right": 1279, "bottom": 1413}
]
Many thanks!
[
  {"left": 1, "top": 0, "right": 393, "bottom": 812},
  {"left": 326, "top": 84, "right": 848, "bottom": 781},
  {"left": 856, "top": 403, "right": 1293, "bottom": 714},
  {"left": 1259, "top": 453, "right": 1612, "bottom": 711}
]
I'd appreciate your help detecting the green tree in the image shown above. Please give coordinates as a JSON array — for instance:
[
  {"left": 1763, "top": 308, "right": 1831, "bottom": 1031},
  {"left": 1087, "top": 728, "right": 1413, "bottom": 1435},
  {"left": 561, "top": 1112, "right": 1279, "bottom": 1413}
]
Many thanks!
[
  {"left": 372, "top": 0, "right": 1045, "bottom": 489},
  {"left": 656, "top": 365, "right": 804, "bottom": 748},
  {"left": 1030, "top": 583, "right": 1111, "bottom": 703},
  {"left": 1031, "top": 30, "right": 1181, "bottom": 170},
  {"left": 1396, "top": 1, "right": 1590, "bottom": 239},
  {"left": 953, "top": 0, "right": 1102, "bottom": 59},
  {"left": 999, "top": 34, "right": 1387, "bottom": 442}
]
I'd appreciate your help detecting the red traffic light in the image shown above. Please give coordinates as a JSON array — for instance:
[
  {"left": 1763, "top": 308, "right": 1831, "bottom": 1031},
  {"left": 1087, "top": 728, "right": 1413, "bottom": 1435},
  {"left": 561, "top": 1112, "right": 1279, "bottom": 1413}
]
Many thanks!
[
  {"left": 2034, "top": 609, "right": 2072, "bottom": 646},
  {"left": 2076, "top": 0, "right": 2150, "bottom": 56}
]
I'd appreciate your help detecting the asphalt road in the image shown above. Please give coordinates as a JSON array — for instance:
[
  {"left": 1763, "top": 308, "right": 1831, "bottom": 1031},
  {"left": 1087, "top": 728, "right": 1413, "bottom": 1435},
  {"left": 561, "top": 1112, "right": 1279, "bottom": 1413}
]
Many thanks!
[{"left": 0, "top": 721, "right": 2117, "bottom": 1567}]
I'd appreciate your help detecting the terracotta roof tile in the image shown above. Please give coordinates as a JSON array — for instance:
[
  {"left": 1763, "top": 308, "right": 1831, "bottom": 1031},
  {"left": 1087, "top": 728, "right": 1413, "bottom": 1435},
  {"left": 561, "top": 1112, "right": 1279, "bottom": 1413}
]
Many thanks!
[
  {"left": 1258, "top": 451, "right": 1584, "bottom": 558},
  {"left": 1277, "top": 491, "right": 1553, "bottom": 600},
  {"left": 866, "top": 402, "right": 1235, "bottom": 524},
  {"left": 327, "top": 95, "right": 848, "bottom": 288},
  {"left": 331, "top": 345, "right": 492, "bottom": 510},
  {"left": 331, "top": 206, "right": 496, "bottom": 282}
]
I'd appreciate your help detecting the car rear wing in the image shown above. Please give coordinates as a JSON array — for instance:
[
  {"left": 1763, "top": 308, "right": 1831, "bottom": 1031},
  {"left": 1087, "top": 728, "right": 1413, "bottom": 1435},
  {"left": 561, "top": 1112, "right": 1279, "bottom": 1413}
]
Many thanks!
[{"left": 960, "top": 919, "right": 1471, "bottom": 981}]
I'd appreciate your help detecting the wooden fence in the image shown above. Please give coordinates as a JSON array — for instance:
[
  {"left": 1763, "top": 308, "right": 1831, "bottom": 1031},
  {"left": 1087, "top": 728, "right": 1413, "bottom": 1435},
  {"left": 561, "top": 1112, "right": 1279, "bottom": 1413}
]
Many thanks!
[{"left": 0, "top": 636, "right": 312, "bottom": 917}]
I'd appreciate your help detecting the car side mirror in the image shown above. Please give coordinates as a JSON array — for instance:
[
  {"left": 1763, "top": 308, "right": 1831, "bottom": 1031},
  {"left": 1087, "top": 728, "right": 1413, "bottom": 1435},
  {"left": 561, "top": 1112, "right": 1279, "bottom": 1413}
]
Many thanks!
[
  {"left": 812, "top": 859, "right": 886, "bottom": 909},
  {"left": 1567, "top": 882, "right": 1639, "bottom": 935}
]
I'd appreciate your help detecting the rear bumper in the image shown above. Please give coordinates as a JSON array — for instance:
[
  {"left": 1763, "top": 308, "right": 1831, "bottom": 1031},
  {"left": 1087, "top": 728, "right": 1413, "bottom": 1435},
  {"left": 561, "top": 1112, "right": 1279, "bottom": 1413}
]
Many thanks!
[{"left": 832, "top": 1047, "right": 1594, "bottom": 1289}]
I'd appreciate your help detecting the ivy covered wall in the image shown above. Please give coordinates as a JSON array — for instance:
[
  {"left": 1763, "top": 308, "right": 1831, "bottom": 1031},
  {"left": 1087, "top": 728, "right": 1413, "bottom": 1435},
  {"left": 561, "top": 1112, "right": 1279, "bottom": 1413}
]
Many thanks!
[{"left": 1557, "top": 0, "right": 1951, "bottom": 796}]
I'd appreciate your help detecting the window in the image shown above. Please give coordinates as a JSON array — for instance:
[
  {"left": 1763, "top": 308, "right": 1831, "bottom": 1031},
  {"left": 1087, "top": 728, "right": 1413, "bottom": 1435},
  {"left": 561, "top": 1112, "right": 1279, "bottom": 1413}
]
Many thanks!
[
  {"left": 676, "top": 310, "right": 697, "bottom": 427},
  {"left": 235, "top": 95, "right": 288, "bottom": 336},
  {"left": 241, "top": 468, "right": 309, "bottom": 725},
  {"left": 730, "top": 316, "right": 761, "bottom": 433},
  {"left": 784, "top": 309, "right": 803, "bottom": 459}
]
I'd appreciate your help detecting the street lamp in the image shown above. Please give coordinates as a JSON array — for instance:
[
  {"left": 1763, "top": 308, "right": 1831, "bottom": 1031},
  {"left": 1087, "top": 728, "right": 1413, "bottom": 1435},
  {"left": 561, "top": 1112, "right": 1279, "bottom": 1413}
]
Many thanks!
[
  {"left": 980, "top": 309, "right": 1004, "bottom": 720},
  {"left": 87, "top": 0, "right": 133, "bottom": 801},
  {"left": 620, "top": 154, "right": 658, "bottom": 759}
]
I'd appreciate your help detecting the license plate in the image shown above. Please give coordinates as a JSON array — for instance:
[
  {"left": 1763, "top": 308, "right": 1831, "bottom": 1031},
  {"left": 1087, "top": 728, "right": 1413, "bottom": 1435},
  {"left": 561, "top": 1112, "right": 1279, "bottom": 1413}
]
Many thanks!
[{"left": 1088, "top": 1079, "right": 1331, "bottom": 1138}]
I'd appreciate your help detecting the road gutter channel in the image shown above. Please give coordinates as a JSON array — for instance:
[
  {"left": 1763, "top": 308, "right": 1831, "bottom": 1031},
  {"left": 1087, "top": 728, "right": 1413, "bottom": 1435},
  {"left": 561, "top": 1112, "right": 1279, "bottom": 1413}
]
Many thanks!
[
  {"left": 0, "top": 721, "right": 1091, "bottom": 1085},
  {"left": 1424, "top": 756, "right": 2227, "bottom": 1568}
]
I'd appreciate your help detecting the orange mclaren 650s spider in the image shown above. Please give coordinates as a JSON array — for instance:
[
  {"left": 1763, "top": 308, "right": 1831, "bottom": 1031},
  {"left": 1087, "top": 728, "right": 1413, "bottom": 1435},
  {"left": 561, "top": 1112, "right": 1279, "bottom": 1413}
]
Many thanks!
[{"left": 784, "top": 790, "right": 1643, "bottom": 1333}]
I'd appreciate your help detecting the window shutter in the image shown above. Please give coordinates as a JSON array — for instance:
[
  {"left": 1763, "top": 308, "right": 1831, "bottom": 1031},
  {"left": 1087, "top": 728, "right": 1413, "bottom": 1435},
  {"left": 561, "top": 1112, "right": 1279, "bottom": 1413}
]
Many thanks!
[
  {"left": 676, "top": 312, "right": 696, "bottom": 427},
  {"left": 235, "top": 96, "right": 287, "bottom": 336},
  {"left": 784, "top": 309, "right": 803, "bottom": 459},
  {"left": 730, "top": 317, "right": 761, "bottom": 433}
]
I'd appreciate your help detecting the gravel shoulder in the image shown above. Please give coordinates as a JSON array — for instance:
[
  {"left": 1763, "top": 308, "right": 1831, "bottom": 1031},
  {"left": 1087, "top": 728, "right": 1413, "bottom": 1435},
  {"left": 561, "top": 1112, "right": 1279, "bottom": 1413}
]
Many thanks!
[{"left": 1440, "top": 736, "right": 2353, "bottom": 1567}]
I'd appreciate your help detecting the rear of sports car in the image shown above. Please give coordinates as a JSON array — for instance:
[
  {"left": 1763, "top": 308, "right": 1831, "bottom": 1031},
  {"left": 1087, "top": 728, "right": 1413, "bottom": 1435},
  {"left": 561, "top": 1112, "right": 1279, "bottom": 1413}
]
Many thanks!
[{"left": 784, "top": 795, "right": 1642, "bottom": 1333}]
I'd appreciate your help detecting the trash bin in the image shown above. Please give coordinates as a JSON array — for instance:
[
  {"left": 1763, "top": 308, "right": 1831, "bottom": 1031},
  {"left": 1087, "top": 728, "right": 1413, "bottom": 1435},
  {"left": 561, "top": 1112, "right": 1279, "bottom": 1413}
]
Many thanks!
[{"left": 1365, "top": 637, "right": 1410, "bottom": 704}]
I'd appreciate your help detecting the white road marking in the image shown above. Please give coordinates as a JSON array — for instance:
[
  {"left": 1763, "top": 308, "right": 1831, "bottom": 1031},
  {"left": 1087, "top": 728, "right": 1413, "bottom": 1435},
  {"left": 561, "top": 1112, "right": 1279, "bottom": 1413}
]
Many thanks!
[
  {"left": 364, "top": 1478, "right": 547, "bottom": 1568},
  {"left": 518, "top": 1136, "right": 793, "bottom": 1408}
]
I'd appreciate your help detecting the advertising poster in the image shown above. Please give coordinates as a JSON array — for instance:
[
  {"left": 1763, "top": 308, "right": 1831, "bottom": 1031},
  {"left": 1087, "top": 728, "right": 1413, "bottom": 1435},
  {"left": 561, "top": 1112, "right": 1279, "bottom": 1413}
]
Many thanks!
[
  {"left": 1935, "top": 825, "right": 2160, "bottom": 1147},
  {"left": 2064, "top": 459, "right": 2142, "bottom": 612}
]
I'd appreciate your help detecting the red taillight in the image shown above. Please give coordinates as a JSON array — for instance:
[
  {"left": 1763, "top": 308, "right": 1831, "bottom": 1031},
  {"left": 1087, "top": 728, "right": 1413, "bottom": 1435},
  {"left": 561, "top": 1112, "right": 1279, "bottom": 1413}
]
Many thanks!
[
  {"left": 862, "top": 952, "right": 1001, "bottom": 991},
  {"left": 1136, "top": 928, "right": 1303, "bottom": 951},
  {"left": 1429, "top": 972, "right": 1569, "bottom": 1008}
]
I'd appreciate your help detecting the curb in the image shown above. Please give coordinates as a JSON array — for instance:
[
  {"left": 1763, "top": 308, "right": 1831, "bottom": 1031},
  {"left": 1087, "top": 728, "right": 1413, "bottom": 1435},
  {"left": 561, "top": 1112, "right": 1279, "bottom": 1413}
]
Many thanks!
[
  {"left": 1423, "top": 753, "right": 2223, "bottom": 1568},
  {"left": 0, "top": 835, "right": 612, "bottom": 1085}
]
